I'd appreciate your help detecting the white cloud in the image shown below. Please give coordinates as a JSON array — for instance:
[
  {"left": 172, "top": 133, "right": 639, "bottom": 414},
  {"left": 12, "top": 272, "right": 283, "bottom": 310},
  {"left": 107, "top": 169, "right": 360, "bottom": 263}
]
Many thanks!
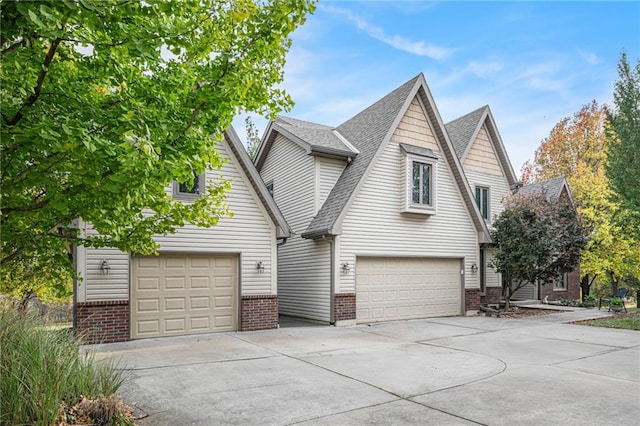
[
  {"left": 578, "top": 50, "right": 602, "bottom": 65},
  {"left": 322, "top": 5, "right": 452, "bottom": 60}
]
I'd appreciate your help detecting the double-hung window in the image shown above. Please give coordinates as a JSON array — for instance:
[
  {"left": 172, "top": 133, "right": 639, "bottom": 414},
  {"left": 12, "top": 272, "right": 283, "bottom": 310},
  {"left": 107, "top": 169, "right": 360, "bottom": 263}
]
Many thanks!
[{"left": 475, "top": 186, "right": 489, "bottom": 220}]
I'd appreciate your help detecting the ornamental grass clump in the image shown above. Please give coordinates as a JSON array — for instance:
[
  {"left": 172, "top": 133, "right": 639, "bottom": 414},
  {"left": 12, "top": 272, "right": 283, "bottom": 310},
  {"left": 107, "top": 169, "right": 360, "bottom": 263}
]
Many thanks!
[{"left": 0, "top": 304, "right": 131, "bottom": 425}]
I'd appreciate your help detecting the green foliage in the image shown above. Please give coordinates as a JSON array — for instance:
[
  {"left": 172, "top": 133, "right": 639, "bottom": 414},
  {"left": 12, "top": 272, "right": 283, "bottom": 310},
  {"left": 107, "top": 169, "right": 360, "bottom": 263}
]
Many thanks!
[
  {"left": 0, "top": 0, "right": 315, "bottom": 291},
  {"left": 610, "top": 297, "right": 624, "bottom": 306},
  {"left": 490, "top": 193, "right": 587, "bottom": 308},
  {"left": 245, "top": 115, "right": 262, "bottom": 159},
  {"left": 606, "top": 52, "right": 640, "bottom": 226},
  {"left": 0, "top": 304, "right": 128, "bottom": 425}
]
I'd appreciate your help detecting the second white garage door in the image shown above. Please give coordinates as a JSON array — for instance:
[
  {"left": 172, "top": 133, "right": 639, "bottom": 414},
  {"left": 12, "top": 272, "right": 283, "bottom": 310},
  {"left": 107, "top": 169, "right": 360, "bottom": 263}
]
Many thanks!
[
  {"left": 356, "top": 257, "right": 462, "bottom": 323},
  {"left": 131, "top": 254, "right": 238, "bottom": 339}
]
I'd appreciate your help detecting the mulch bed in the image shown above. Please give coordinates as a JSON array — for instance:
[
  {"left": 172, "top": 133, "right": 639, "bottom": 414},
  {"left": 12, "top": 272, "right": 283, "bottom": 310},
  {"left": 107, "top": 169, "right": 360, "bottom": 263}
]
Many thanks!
[{"left": 482, "top": 306, "right": 560, "bottom": 318}]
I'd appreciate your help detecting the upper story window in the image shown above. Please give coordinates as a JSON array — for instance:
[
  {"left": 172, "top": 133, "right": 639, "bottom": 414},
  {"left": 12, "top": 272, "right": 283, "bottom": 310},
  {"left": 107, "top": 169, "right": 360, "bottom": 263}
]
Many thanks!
[
  {"left": 475, "top": 186, "right": 489, "bottom": 220},
  {"left": 266, "top": 181, "right": 274, "bottom": 197},
  {"left": 400, "top": 143, "right": 437, "bottom": 215},
  {"left": 412, "top": 162, "right": 432, "bottom": 206},
  {"left": 173, "top": 170, "right": 204, "bottom": 200}
]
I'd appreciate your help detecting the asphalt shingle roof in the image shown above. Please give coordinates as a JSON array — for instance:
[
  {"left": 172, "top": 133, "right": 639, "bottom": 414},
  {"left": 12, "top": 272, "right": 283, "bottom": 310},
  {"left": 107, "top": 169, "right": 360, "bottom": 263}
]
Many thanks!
[
  {"left": 302, "top": 75, "right": 420, "bottom": 237},
  {"left": 518, "top": 176, "right": 566, "bottom": 201},
  {"left": 276, "top": 116, "right": 355, "bottom": 154},
  {"left": 445, "top": 106, "right": 488, "bottom": 159}
]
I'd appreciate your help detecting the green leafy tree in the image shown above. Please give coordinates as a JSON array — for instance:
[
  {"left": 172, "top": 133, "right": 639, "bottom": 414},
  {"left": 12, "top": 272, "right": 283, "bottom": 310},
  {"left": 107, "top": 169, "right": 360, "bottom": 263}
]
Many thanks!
[
  {"left": 606, "top": 52, "right": 640, "bottom": 224},
  {"left": 0, "top": 0, "right": 315, "bottom": 296},
  {"left": 490, "top": 193, "right": 586, "bottom": 310},
  {"left": 522, "top": 101, "right": 640, "bottom": 299},
  {"left": 244, "top": 115, "right": 261, "bottom": 159}
]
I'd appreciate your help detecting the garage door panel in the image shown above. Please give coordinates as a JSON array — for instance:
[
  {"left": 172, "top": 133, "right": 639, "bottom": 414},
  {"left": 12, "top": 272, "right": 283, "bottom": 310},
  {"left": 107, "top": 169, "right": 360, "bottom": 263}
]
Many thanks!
[
  {"left": 356, "top": 257, "right": 461, "bottom": 323},
  {"left": 190, "top": 276, "right": 211, "bottom": 289},
  {"left": 131, "top": 254, "right": 238, "bottom": 339},
  {"left": 137, "top": 299, "right": 160, "bottom": 313}
]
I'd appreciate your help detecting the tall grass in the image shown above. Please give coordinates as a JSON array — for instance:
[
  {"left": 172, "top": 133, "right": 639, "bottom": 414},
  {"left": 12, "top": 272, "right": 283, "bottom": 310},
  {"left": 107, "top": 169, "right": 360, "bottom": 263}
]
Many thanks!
[{"left": 0, "top": 305, "right": 128, "bottom": 425}]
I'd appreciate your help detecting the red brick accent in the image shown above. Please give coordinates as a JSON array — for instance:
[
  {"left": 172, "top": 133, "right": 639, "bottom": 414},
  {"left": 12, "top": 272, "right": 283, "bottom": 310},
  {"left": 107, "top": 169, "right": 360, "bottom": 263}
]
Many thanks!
[
  {"left": 539, "top": 267, "right": 581, "bottom": 302},
  {"left": 334, "top": 293, "right": 356, "bottom": 321},
  {"left": 465, "top": 288, "right": 481, "bottom": 311},
  {"left": 76, "top": 300, "right": 129, "bottom": 344},
  {"left": 241, "top": 295, "right": 278, "bottom": 331},
  {"left": 481, "top": 287, "right": 503, "bottom": 306}
]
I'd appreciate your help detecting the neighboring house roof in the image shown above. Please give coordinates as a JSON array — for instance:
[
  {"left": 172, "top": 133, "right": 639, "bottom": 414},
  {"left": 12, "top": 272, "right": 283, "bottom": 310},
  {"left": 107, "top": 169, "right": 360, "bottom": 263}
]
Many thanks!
[
  {"left": 298, "top": 73, "right": 491, "bottom": 242},
  {"left": 255, "top": 116, "right": 357, "bottom": 170},
  {"left": 446, "top": 105, "right": 487, "bottom": 158},
  {"left": 224, "top": 126, "right": 291, "bottom": 239},
  {"left": 517, "top": 176, "right": 573, "bottom": 205},
  {"left": 445, "top": 105, "right": 519, "bottom": 189}
]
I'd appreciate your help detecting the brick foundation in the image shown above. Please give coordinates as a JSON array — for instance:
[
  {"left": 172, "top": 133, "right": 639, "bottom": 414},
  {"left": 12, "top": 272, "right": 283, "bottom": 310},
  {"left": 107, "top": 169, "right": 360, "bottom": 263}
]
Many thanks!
[
  {"left": 76, "top": 300, "right": 129, "bottom": 344},
  {"left": 241, "top": 294, "right": 278, "bottom": 331},
  {"left": 481, "top": 287, "right": 503, "bottom": 306},
  {"left": 334, "top": 293, "right": 356, "bottom": 321},
  {"left": 465, "top": 288, "right": 481, "bottom": 311}
]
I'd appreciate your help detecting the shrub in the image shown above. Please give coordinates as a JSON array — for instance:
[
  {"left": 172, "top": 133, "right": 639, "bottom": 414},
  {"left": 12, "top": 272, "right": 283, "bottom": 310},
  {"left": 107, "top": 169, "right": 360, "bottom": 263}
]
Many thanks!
[{"left": 0, "top": 304, "right": 131, "bottom": 425}]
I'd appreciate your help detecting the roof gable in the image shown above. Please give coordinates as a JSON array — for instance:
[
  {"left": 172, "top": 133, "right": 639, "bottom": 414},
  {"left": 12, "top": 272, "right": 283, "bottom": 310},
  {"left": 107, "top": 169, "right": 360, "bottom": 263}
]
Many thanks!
[
  {"left": 303, "top": 74, "right": 491, "bottom": 242},
  {"left": 518, "top": 176, "right": 573, "bottom": 205},
  {"left": 445, "top": 106, "right": 519, "bottom": 188},
  {"left": 255, "top": 116, "right": 357, "bottom": 171},
  {"left": 223, "top": 126, "right": 291, "bottom": 238}
]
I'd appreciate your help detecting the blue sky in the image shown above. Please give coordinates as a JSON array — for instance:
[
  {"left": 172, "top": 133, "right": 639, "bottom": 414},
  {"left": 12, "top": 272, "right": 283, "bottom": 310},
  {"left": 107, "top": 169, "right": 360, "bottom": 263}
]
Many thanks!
[{"left": 233, "top": 1, "right": 640, "bottom": 173}]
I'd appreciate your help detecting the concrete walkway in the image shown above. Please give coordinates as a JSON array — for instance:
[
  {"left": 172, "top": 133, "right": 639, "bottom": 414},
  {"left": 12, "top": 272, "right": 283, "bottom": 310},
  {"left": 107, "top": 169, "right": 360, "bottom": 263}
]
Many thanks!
[{"left": 89, "top": 308, "right": 639, "bottom": 425}]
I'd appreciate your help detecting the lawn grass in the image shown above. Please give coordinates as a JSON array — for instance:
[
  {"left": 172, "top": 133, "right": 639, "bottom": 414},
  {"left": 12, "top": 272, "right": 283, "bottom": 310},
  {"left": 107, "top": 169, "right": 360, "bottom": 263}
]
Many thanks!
[{"left": 578, "top": 307, "right": 640, "bottom": 331}]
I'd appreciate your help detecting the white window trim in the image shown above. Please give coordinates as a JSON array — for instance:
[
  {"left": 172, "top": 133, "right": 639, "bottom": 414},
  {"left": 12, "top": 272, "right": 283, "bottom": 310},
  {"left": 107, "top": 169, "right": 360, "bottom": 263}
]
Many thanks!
[
  {"left": 173, "top": 170, "right": 205, "bottom": 200},
  {"left": 475, "top": 185, "right": 490, "bottom": 222},
  {"left": 553, "top": 273, "right": 568, "bottom": 291},
  {"left": 401, "top": 151, "right": 437, "bottom": 215}
]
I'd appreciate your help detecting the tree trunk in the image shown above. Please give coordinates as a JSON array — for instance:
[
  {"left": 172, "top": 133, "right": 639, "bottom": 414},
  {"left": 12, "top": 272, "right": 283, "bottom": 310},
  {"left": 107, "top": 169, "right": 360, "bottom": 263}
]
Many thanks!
[
  {"left": 580, "top": 274, "right": 596, "bottom": 300},
  {"left": 606, "top": 270, "right": 619, "bottom": 294}
]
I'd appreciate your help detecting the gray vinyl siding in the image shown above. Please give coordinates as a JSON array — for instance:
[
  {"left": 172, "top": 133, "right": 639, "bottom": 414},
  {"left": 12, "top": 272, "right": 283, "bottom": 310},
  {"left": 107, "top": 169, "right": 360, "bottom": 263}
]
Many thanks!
[
  {"left": 79, "top": 137, "right": 277, "bottom": 302},
  {"left": 513, "top": 282, "right": 535, "bottom": 300},
  {"left": 261, "top": 134, "right": 331, "bottom": 321},
  {"left": 339, "top": 140, "right": 479, "bottom": 293},
  {"left": 464, "top": 170, "right": 510, "bottom": 223},
  {"left": 316, "top": 157, "right": 346, "bottom": 214}
]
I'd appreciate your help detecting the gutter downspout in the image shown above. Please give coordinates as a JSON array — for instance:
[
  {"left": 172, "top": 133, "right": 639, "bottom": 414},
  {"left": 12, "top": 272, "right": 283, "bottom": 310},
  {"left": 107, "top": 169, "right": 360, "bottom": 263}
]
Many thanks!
[{"left": 322, "top": 234, "right": 335, "bottom": 325}]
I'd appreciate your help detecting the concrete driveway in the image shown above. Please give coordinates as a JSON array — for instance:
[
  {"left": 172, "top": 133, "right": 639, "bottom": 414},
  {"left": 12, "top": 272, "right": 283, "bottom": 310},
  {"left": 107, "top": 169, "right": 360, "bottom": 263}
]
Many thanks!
[{"left": 90, "top": 308, "right": 640, "bottom": 425}]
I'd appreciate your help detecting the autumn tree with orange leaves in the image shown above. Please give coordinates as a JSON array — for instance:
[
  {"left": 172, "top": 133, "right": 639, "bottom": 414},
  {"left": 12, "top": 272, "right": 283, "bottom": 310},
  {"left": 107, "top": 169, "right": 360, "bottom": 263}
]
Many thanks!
[{"left": 524, "top": 101, "right": 640, "bottom": 300}]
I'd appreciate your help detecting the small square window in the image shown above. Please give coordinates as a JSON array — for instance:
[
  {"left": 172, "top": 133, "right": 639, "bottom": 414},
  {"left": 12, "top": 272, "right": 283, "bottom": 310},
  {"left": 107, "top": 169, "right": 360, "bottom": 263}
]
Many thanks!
[
  {"left": 475, "top": 186, "right": 489, "bottom": 220},
  {"left": 173, "top": 170, "right": 204, "bottom": 199},
  {"left": 266, "top": 181, "right": 274, "bottom": 197}
]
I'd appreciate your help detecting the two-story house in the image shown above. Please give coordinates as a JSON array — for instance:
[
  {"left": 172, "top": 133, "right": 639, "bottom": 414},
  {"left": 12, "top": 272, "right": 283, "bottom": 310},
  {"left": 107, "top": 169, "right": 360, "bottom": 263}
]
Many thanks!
[{"left": 255, "top": 73, "right": 519, "bottom": 324}]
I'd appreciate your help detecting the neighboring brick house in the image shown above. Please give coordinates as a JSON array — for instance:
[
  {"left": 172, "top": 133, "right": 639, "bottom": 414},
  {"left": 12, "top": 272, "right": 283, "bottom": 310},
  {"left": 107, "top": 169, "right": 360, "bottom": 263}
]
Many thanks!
[
  {"left": 75, "top": 127, "right": 290, "bottom": 344},
  {"left": 511, "top": 177, "right": 582, "bottom": 302}
]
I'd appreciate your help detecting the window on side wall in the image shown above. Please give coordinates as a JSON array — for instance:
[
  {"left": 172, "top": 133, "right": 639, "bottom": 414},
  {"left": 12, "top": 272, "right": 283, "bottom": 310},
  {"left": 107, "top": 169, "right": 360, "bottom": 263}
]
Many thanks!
[
  {"left": 173, "top": 170, "right": 204, "bottom": 200},
  {"left": 266, "top": 181, "right": 274, "bottom": 197},
  {"left": 553, "top": 273, "right": 568, "bottom": 290},
  {"left": 400, "top": 143, "right": 437, "bottom": 215},
  {"left": 475, "top": 186, "right": 489, "bottom": 220}
]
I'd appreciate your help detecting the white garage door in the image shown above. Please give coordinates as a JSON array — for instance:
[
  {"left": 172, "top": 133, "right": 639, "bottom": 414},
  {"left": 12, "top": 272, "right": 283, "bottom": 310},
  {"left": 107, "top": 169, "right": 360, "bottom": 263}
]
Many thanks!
[
  {"left": 356, "top": 257, "right": 461, "bottom": 323},
  {"left": 131, "top": 254, "right": 237, "bottom": 339}
]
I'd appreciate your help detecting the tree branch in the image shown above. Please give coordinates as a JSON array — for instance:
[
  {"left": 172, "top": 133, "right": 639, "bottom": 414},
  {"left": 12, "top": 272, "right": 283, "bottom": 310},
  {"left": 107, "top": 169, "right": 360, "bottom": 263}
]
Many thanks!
[
  {"left": 4, "top": 37, "right": 62, "bottom": 126},
  {"left": 1, "top": 33, "right": 39, "bottom": 56}
]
